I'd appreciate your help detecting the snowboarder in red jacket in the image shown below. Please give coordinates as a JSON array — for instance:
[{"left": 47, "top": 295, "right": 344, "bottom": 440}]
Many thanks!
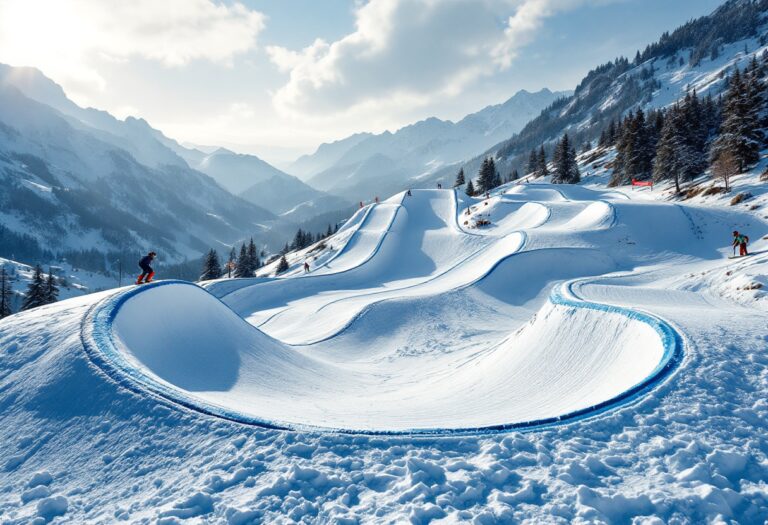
[
  {"left": 136, "top": 251, "right": 156, "bottom": 284},
  {"left": 732, "top": 231, "right": 749, "bottom": 257}
]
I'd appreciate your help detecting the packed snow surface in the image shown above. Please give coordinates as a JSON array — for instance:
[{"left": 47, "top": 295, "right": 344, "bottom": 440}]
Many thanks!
[
  {"left": 2, "top": 183, "right": 768, "bottom": 522},
  {"left": 94, "top": 188, "right": 685, "bottom": 433}
]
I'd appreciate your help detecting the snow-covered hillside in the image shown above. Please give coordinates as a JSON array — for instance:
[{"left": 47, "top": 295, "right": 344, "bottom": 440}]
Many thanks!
[
  {"left": 0, "top": 67, "right": 304, "bottom": 267},
  {"left": 0, "top": 257, "right": 117, "bottom": 312},
  {"left": 430, "top": 0, "right": 768, "bottom": 188},
  {"left": 2, "top": 181, "right": 767, "bottom": 521}
]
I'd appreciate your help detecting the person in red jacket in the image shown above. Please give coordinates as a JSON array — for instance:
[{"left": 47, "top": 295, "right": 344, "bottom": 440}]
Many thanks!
[{"left": 136, "top": 251, "right": 156, "bottom": 284}]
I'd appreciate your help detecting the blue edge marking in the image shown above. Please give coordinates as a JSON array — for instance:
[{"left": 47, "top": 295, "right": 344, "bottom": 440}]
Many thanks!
[{"left": 82, "top": 276, "right": 684, "bottom": 437}]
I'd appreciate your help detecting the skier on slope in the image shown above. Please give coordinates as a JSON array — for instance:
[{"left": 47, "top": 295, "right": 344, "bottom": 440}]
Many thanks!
[
  {"left": 136, "top": 251, "right": 156, "bottom": 284},
  {"left": 303, "top": 261, "right": 310, "bottom": 273},
  {"left": 732, "top": 231, "right": 749, "bottom": 257}
]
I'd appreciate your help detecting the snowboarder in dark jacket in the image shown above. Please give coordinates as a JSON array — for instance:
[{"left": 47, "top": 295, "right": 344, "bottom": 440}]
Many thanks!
[{"left": 136, "top": 251, "right": 156, "bottom": 284}]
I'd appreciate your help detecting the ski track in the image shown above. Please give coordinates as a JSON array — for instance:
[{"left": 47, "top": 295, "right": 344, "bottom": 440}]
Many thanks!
[{"left": 1, "top": 184, "right": 768, "bottom": 523}]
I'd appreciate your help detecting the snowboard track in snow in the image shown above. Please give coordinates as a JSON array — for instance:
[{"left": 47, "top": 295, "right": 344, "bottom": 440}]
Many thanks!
[{"left": 80, "top": 278, "right": 684, "bottom": 436}]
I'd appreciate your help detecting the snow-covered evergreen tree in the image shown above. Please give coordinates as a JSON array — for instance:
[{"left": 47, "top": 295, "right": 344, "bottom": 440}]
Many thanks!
[
  {"left": 526, "top": 149, "right": 538, "bottom": 176},
  {"left": 44, "top": 269, "right": 59, "bottom": 304},
  {"left": 710, "top": 63, "right": 764, "bottom": 174},
  {"left": 454, "top": 168, "right": 465, "bottom": 187},
  {"left": 477, "top": 158, "right": 499, "bottom": 194},
  {"left": 552, "top": 134, "right": 580, "bottom": 184},
  {"left": 612, "top": 110, "right": 654, "bottom": 185},
  {"left": 276, "top": 255, "right": 289, "bottom": 274},
  {"left": 536, "top": 146, "right": 548, "bottom": 178},
  {"left": 21, "top": 265, "right": 47, "bottom": 311},
  {"left": 465, "top": 179, "right": 475, "bottom": 196},
  {"left": 234, "top": 244, "right": 250, "bottom": 278},
  {"left": 247, "top": 238, "right": 260, "bottom": 271},
  {"left": 0, "top": 268, "right": 13, "bottom": 319},
  {"left": 200, "top": 249, "right": 223, "bottom": 281}
]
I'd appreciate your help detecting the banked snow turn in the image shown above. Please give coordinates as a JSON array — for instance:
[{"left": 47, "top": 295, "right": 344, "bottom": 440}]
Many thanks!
[{"left": 77, "top": 184, "right": 733, "bottom": 434}]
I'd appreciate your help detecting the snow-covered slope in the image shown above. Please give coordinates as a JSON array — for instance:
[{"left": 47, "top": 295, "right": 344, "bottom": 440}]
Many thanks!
[
  {"left": 2, "top": 181, "right": 767, "bottom": 521},
  {"left": 445, "top": 0, "right": 768, "bottom": 183},
  {"left": 0, "top": 257, "right": 117, "bottom": 312},
  {"left": 293, "top": 89, "right": 567, "bottom": 200}
]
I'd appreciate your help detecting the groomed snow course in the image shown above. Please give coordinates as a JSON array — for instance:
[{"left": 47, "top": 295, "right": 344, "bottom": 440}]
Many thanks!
[{"left": 2, "top": 183, "right": 768, "bottom": 522}]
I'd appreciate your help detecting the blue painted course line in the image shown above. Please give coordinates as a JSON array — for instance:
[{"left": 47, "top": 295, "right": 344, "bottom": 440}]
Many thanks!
[{"left": 81, "top": 275, "right": 684, "bottom": 436}]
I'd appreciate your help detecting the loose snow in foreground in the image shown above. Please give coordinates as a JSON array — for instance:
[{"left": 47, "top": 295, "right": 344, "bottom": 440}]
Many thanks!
[{"left": 2, "top": 184, "right": 768, "bottom": 523}]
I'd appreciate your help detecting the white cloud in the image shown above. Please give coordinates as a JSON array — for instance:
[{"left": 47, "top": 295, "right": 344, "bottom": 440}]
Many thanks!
[
  {"left": 267, "top": 0, "right": 595, "bottom": 119},
  {"left": 0, "top": 0, "right": 265, "bottom": 102}
]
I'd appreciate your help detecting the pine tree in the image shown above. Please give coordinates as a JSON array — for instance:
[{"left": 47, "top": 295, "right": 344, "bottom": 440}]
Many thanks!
[
  {"left": 247, "top": 238, "right": 260, "bottom": 271},
  {"left": 200, "top": 249, "right": 222, "bottom": 281},
  {"left": 653, "top": 104, "right": 700, "bottom": 194},
  {"left": 612, "top": 110, "right": 650, "bottom": 185},
  {"left": 465, "top": 179, "right": 475, "bottom": 196},
  {"left": 510, "top": 169, "right": 519, "bottom": 181},
  {"left": 44, "top": 269, "right": 59, "bottom": 304},
  {"left": 292, "top": 229, "right": 304, "bottom": 251},
  {"left": 526, "top": 149, "right": 538, "bottom": 176},
  {"left": 276, "top": 255, "right": 289, "bottom": 274},
  {"left": 326, "top": 224, "right": 333, "bottom": 238},
  {"left": 552, "top": 134, "right": 580, "bottom": 184},
  {"left": 21, "top": 265, "right": 47, "bottom": 311},
  {"left": 627, "top": 109, "right": 653, "bottom": 182},
  {"left": 536, "top": 146, "right": 548, "bottom": 178},
  {"left": 710, "top": 67, "right": 763, "bottom": 174},
  {"left": 454, "top": 168, "right": 465, "bottom": 187},
  {"left": 598, "top": 129, "right": 608, "bottom": 148},
  {"left": 607, "top": 119, "right": 617, "bottom": 145},
  {"left": 491, "top": 158, "right": 501, "bottom": 188},
  {"left": 703, "top": 94, "right": 720, "bottom": 138},
  {"left": 612, "top": 116, "right": 630, "bottom": 185},
  {"left": 477, "top": 158, "right": 499, "bottom": 194},
  {"left": 653, "top": 108, "right": 679, "bottom": 191},
  {"left": 234, "top": 244, "right": 250, "bottom": 278},
  {"left": 0, "top": 267, "right": 13, "bottom": 319}
]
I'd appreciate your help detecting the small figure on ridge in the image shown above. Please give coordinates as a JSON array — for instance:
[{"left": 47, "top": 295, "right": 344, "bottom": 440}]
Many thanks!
[{"left": 136, "top": 251, "right": 156, "bottom": 285}]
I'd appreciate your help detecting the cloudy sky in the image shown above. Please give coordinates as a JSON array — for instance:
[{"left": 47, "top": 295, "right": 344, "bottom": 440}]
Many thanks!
[{"left": 0, "top": 0, "right": 723, "bottom": 164}]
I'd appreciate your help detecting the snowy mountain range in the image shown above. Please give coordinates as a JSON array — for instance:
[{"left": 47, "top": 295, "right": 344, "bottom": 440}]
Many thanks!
[
  {"left": 287, "top": 88, "right": 569, "bottom": 201},
  {"left": 177, "top": 147, "right": 352, "bottom": 223},
  {"left": 0, "top": 69, "right": 303, "bottom": 271},
  {"left": 0, "top": 64, "right": 359, "bottom": 272},
  {"left": 3, "top": 0, "right": 765, "bottom": 281},
  {"left": 0, "top": 64, "right": 571, "bottom": 274},
  {"left": 440, "top": 0, "right": 768, "bottom": 185}
]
